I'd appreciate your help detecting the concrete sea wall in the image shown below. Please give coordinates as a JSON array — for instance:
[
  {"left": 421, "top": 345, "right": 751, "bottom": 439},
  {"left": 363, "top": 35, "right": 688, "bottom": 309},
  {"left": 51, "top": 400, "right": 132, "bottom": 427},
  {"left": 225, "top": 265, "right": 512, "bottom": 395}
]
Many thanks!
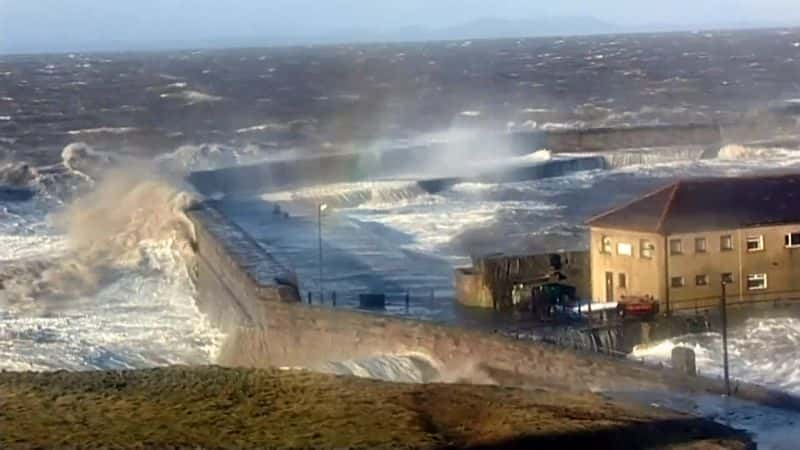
[
  {"left": 187, "top": 201, "right": 800, "bottom": 410},
  {"left": 188, "top": 123, "right": 723, "bottom": 196}
]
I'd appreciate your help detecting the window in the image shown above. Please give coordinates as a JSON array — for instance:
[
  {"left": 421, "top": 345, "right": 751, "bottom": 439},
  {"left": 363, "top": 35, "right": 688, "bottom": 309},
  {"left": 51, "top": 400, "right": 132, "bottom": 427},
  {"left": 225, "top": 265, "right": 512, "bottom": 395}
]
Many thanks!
[
  {"left": 618, "top": 273, "right": 627, "bottom": 288},
  {"left": 669, "top": 239, "right": 683, "bottom": 255},
  {"left": 617, "top": 242, "right": 633, "bottom": 256},
  {"left": 746, "top": 235, "right": 764, "bottom": 252},
  {"left": 721, "top": 273, "right": 734, "bottom": 284},
  {"left": 601, "top": 236, "right": 612, "bottom": 254},
  {"left": 721, "top": 235, "right": 734, "bottom": 251},
  {"left": 696, "top": 274, "right": 709, "bottom": 286},
  {"left": 786, "top": 232, "right": 800, "bottom": 248},
  {"left": 695, "top": 237, "right": 707, "bottom": 253},
  {"left": 747, "top": 273, "right": 768, "bottom": 290},
  {"left": 671, "top": 276, "right": 685, "bottom": 288},
  {"left": 640, "top": 239, "right": 654, "bottom": 259}
]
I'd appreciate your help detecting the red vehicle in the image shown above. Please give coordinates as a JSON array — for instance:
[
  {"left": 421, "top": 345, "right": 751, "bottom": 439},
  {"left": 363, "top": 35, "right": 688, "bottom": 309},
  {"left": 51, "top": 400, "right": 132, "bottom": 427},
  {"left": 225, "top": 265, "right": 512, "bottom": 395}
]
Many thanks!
[{"left": 617, "top": 296, "right": 660, "bottom": 319}]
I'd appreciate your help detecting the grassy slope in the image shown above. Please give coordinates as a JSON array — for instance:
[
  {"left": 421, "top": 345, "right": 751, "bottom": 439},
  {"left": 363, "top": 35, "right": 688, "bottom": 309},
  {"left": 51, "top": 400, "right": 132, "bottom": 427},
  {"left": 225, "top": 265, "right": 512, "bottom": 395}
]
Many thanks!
[{"left": 0, "top": 366, "right": 751, "bottom": 449}]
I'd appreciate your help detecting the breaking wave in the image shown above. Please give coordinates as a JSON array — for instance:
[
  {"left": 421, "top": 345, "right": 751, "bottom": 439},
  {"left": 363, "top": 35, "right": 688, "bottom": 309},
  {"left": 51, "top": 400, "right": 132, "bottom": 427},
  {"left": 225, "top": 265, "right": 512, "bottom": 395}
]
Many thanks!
[
  {"left": 262, "top": 181, "right": 428, "bottom": 210},
  {"left": 601, "top": 146, "right": 710, "bottom": 169},
  {"left": 315, "top": 351, "right": 507, "bottom": 386},
  {"left": 317, "top": 352, "right": 441, "bottom": 383},
  {"left": 0, "top": 143, "right": 223, "bottom": 370},
  {"left": 1, "top": 164, "right": 198, "bottom": 310},
  {"left": 631, "top": 317, "right": 800, "bottom": 394},
  {"left": 716, "top": 144, "right": 798, "bottom": 160}
]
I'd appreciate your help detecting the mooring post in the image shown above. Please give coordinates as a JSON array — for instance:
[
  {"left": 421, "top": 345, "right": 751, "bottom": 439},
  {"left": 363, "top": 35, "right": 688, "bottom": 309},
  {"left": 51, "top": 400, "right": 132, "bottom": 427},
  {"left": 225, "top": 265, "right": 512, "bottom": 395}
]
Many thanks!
[
  {"left": 405, "top": 290, "right": 410, "bottom": 313},
  {"left": 721, "top": 280, "right": 731, "bottom": 396},
  {"left": 332, "top": 291, "right": 337, "bottom": 307},
  {"left": 307, "top": 291, "right": 312, "bottom": 305}
]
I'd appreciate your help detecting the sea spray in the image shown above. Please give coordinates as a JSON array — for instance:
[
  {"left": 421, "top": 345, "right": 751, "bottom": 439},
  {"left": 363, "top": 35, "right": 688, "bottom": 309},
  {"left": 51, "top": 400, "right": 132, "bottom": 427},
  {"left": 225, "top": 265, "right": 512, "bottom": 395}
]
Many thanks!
[
  {"left": 631, "top": 317, "right": 800, "bottom": 394},
  {"left": 1, "top": 163, "right": 199, "bottom": 311},
  {"left": 0, "top": 147, "right": 223, "bottom": 370}
]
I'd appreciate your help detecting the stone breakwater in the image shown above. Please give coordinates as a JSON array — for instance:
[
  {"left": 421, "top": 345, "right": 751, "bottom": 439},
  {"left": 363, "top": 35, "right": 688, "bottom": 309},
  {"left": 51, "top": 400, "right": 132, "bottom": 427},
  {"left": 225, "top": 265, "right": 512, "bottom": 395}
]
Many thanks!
[{"left": 186, "top": 201, "right": 800, "bottom": 412}]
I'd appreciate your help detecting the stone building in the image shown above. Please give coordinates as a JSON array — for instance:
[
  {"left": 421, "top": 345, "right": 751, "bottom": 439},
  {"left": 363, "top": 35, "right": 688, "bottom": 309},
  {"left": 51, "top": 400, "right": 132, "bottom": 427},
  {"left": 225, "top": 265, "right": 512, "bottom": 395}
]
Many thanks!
[{"left": 586, "top": 173, "right": 800, "bottom": 313}]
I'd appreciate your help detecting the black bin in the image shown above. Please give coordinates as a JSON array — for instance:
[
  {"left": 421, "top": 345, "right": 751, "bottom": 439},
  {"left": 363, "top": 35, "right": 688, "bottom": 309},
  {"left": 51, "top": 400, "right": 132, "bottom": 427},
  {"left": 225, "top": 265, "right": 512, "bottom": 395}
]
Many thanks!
[{"left": 359, "top": 294, "right": 386, "bottom": 310}]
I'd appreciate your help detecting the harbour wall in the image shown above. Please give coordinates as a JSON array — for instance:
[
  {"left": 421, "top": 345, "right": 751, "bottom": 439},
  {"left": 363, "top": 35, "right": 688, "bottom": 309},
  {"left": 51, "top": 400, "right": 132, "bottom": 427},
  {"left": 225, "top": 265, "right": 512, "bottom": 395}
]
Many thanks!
[
  {"left": 187, "top": 201, "right": 800, "bottom": 409},
  {"left": 188, "top": 123, "right": 724, "bottom": 195}
]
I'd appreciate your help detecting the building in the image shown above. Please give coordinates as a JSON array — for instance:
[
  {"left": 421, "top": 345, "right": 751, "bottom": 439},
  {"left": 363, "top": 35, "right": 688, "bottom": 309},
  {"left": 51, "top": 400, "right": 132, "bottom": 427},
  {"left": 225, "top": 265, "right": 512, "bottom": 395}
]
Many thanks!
[
  {"left": 586, "top": 173, "right": 800, "bottom": 313},
  {"left": 454, "top": 252, "right": 590, "bottom": 310}
]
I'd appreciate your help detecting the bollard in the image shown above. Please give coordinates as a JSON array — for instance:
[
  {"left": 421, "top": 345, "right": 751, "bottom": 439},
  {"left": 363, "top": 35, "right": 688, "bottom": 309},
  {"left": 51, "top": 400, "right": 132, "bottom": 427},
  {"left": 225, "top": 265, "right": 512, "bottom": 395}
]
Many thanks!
[
  {"left": 671, "top": 347, "right": 697, "bottom": 377},
  {"left": 307, "top": 291, "right": 312, "bottom": 305},
  {"left": 640, "top": 322, "right": 652, "bottom": 345},
  {"left": 332, "top": 291, "right": 337, "bottom": 307},
  {"left": 405, "top": 291, "right": 410, "bottom": 312}
]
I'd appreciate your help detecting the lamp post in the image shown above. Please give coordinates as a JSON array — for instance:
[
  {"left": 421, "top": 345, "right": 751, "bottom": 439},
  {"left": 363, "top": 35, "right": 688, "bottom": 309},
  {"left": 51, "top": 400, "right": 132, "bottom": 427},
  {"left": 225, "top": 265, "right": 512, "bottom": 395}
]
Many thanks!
[
  {"left": 720, "top": 279, "right": 731, "bottom": 396},
  {"left": 318, "top": 203, "right": 328, "bottom": 303}
]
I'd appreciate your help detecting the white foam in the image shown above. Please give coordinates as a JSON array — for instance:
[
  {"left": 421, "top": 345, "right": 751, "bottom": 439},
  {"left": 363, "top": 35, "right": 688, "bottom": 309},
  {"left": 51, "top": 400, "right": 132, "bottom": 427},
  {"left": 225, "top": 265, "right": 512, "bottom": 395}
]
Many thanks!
[
  {"left": 631, "top": 318, "right": 800, "bottom": 394},
  {"left": 67, "top": 127, "right": 138, "bottom": 135},
  {"left": 262, "top": 181, "right": 426, "bottom": 210},
  {"left": 0, "top": 238, "right": 223, "bottom": 371},
  {"left": 160, "top": 90, "right": 222, "bottom": 104},
  {"left": 318, "top": 352, "right": 441, "bottom": 384},
  {"left": 0, "top": 165, "right": 224, "bottom": 371}
]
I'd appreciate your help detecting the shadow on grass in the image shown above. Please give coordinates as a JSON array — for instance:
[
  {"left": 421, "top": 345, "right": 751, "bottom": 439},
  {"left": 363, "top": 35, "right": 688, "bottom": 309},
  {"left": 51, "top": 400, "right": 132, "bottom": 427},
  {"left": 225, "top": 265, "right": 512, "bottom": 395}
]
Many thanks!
[{"left": 460, "top": 417, "right": 753, "bottom": 450}]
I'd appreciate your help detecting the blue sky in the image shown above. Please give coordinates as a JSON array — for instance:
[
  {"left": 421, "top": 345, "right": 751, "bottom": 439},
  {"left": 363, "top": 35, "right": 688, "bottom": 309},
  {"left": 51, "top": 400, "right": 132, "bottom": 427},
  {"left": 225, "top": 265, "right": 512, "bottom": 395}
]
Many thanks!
[{"left": 2, "top": 0, "right": 799, "bottom": 53}]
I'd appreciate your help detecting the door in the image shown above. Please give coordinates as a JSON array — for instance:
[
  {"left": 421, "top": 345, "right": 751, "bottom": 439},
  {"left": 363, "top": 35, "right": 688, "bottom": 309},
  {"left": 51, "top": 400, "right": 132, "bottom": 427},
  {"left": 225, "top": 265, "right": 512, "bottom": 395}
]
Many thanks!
[{"left": 605, "top": 272, "right": 614, "bottom": 303}]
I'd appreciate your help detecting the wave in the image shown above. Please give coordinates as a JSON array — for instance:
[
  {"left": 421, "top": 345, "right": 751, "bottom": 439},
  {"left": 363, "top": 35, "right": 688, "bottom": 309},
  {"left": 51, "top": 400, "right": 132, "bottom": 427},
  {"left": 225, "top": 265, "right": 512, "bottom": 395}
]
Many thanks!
[
  {"left": 630, "top": 317, "right": 800, "bottom": 394},
  {"left": 0, "top": 162, "right": 199, "bottom": 312},
  {"left": 601, "top": 146, "right": 710, "bottom": 169},
  {"left": 716, "top": 144, "right": 797, "bottom": 160},
  {"left": 0, "top": 151, "right": 223, "bottom": 370},
  {"left": 262, "top": 181, "right": 428, "bottom": 210},
  {"left": 155, "top": 143, "right": 302, "bottom": 173},
  {"left": 314, "top": 351, "right": 511, "bottom": 386},
  {"left": 317, "top": 352, "right": 441, "bottom": 383}
]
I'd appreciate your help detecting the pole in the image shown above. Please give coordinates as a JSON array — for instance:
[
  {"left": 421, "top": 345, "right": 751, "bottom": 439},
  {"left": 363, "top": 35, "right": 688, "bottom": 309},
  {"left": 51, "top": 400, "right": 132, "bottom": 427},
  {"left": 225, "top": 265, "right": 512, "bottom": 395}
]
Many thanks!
[
  {"left": 318, "top": 204, "right": 324, "bottom": 303},
  {"left": 721, "top": 280, "right": 731, "bottom": 396}
]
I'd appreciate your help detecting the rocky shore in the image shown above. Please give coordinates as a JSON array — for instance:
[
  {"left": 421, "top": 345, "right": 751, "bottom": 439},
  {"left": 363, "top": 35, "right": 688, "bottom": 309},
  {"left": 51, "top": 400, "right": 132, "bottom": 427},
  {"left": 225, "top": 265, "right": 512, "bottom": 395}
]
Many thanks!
[{"left": 0, "top": 366, "right": 752, "bottom": 449}]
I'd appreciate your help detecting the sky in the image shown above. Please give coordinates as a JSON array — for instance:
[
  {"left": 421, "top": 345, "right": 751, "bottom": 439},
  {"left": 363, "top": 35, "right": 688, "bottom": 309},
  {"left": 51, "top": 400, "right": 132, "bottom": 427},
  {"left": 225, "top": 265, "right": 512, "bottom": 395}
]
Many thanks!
[{"left": 2, "top": 0, "right": 799, "bottom": 54}]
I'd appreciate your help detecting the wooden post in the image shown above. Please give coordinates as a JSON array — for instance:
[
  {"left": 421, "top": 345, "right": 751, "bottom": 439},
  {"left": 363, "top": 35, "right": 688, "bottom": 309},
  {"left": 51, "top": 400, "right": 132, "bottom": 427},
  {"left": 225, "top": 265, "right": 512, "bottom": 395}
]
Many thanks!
[
  {"left": 332, "top": 291, "right": 337, "bottom": 307},
  {"left": 307, "top": 291, "right": 312, "bottom": 305},
  {"left": 405, "top": 291, "right": 410, "bottom": 313}
]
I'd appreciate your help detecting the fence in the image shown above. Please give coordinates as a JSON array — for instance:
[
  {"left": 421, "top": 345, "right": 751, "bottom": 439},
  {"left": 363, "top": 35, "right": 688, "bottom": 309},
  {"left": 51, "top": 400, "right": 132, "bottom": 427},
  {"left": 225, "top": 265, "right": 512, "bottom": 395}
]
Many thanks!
[{"left": 304, "top": 288, "right": 440, "bottom": 313}]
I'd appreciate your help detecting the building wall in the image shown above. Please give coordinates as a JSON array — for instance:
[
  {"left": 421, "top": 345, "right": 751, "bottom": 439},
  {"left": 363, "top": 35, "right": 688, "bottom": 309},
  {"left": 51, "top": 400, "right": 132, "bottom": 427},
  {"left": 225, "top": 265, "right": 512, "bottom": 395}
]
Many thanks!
[
  {"left": 589, "top": 227, "right": 666, "bottom": 304},
  {"left": 454, "top": 268, "right": 494, "bottom": 309},
  {"left": 667, "top": 223, "right": 800, "bottom": 311},
  {"left": 455, "top": 252, "right": 590, "bottom": 309}
]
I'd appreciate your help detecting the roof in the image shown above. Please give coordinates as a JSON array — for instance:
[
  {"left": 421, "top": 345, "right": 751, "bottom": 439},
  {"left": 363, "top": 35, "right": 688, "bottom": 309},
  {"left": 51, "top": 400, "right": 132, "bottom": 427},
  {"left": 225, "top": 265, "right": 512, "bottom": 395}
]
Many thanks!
[{"left": 586, "top": 173, "right": 800, "bottom": 234}]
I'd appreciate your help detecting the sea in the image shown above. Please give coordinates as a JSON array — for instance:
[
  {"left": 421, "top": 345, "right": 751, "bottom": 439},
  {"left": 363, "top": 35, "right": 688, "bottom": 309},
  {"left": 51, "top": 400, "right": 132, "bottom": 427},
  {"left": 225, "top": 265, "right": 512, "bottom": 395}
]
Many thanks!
[{"left": 3, "top": 27, "right": 800, "bottom": 447}]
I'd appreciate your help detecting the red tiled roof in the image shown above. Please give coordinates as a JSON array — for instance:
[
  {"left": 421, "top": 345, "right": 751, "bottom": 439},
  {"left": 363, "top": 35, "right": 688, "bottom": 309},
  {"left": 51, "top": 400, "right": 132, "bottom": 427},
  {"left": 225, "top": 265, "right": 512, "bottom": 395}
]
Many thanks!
[{"left": 586, "top": 173, "right": 800, "bottom": 234}]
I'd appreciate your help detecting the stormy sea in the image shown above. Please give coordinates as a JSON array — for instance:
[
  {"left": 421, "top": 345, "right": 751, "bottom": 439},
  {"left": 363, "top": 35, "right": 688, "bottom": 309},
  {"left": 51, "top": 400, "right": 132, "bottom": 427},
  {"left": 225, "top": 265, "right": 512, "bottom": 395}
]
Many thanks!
[{"left": 4, "top": 27, "right": 800, "bottom": 447}]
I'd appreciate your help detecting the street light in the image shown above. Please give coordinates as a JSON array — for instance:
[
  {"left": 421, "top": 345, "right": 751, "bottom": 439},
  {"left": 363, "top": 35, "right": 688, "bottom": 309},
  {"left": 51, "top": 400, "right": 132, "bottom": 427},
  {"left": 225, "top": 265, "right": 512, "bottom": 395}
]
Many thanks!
[
  {"left": 720, "top": 279, "right": 731, "bottom": 396},
  {"left": 318, "top": 203, "right": 328, "bottom": 303}
]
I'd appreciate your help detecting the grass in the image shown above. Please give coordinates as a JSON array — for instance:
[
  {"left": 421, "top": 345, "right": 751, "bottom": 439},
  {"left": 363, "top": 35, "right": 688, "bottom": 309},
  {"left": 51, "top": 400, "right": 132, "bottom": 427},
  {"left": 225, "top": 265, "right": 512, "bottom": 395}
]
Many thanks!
[{"left": 0, "top": 366, "right": 751, "bottom": 449}]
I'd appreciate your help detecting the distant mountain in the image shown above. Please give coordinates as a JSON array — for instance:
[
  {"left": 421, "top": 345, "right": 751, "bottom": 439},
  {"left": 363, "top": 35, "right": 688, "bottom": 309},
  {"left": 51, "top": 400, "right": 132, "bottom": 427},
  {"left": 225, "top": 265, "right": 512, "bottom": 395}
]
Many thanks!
[
  {"left": 430, "top": 17, "right": 620, "bottom": 40},
  {"left": 316, "top": 17, "right": 622, "bottom": 45},
  {"left": 3, "top": 14, "right": 793, "bottom": 55}
]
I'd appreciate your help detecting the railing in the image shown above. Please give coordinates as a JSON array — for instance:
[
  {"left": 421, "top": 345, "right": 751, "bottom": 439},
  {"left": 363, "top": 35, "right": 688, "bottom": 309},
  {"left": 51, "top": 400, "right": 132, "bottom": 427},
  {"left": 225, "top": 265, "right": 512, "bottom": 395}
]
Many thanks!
[
  {"left": 669, "top": 293, "right": 800, "bottom": 314},
  {"left": 304, "top": 289, "right": 440, "bottom": 313}
]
